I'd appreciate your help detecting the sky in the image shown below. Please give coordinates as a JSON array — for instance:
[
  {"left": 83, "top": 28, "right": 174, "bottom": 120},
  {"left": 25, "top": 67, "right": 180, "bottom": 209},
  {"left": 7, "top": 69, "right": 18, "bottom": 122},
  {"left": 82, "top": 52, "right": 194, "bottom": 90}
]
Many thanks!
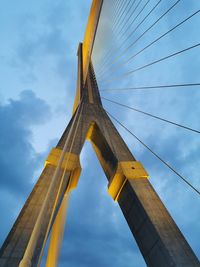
[{"left": 0, "top": 0, "right": 200, "bottom": 266}]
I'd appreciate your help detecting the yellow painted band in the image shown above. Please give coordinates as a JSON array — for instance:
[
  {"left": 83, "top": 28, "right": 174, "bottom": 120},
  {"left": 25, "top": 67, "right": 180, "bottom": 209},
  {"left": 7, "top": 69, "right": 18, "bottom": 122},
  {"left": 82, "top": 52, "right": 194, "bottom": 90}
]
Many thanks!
[
  {"left": 108, "top": 161, "right": 149, "bottom": 201},
  {"left": 45, "top": 148, "right": 81, "bottom": 191}
]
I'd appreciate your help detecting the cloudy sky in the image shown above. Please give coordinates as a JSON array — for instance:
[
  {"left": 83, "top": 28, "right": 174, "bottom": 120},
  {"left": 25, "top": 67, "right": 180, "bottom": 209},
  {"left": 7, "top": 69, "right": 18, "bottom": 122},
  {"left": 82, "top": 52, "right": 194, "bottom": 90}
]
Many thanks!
[{"left": 0, "top": 0, "right": 200, "bottom": 266}]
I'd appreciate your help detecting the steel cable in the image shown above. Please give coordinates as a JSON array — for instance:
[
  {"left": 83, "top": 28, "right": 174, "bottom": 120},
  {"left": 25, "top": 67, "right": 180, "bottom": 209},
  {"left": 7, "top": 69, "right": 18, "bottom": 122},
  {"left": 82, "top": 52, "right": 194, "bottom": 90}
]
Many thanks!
[{"left": 100, "top": 82, "right": 200, "bottom": 92}]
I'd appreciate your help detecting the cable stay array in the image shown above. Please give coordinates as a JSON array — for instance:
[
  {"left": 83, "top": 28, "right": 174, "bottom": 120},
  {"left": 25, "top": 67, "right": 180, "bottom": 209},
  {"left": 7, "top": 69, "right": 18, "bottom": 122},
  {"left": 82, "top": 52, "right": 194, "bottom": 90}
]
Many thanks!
[
  {"left": 96, "top": 0, "right": 162, "bottom": 74},
  {"left": 96, "top": 1, "right": 133, "bottom": 68},
  {"left": 113, "top": 0, "right": 135, "bottom": 35},
  {"left": 117, "top": 0, "right": 151, "bottom": 42},
  {"left": 97, "top": 0, "right": 181, "bottom": 78},
  {"left": 91, "top": 0, "right": 200, "bottom": 199},
  {"left": 98, "top": 9, "right": 200, "bottom": 81},
  {"left": 99, "top": 42, "right": 200, "bottom": 84},
  {"left": 95, "top": 0, "right": 138, "bottom": 70},
  {"left": 115, "top": 0, "right": 144, "bottom": 38}
]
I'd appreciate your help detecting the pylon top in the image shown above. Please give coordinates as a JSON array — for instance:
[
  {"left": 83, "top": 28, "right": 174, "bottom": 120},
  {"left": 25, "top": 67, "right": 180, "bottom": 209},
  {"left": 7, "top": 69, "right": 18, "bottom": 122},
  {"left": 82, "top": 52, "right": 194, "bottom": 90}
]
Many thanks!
[{"left": 82, "top": 0, "right": 103, "bottom": 84}]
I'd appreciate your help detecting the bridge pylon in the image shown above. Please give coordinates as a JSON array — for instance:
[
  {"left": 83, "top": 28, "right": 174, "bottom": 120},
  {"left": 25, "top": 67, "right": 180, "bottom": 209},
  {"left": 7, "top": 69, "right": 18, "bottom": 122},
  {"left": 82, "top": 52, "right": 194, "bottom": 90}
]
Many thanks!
[{"left": 0, "top": 1, "right": 199, "bottom": 266}]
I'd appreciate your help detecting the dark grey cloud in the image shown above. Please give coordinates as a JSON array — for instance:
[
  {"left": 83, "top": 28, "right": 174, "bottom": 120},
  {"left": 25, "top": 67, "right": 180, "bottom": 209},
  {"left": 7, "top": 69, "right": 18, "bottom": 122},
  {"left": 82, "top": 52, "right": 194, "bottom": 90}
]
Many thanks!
[{"left": 0, "top": 90, "right": 51, "bottom": 194}]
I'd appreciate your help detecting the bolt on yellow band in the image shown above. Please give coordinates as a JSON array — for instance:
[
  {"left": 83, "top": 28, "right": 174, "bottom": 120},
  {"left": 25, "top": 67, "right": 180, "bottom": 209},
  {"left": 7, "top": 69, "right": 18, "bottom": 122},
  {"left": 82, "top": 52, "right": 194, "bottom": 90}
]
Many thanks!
[{"left": 108, "top": 161, "right": 149, "bottom": 201}]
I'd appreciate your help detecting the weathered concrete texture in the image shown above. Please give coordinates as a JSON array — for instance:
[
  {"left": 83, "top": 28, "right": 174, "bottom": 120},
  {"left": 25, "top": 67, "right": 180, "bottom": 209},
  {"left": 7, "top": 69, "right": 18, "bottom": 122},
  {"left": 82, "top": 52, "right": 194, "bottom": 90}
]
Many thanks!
[{"left": 118, "top": 179, "right": 200, "bottom": 267}]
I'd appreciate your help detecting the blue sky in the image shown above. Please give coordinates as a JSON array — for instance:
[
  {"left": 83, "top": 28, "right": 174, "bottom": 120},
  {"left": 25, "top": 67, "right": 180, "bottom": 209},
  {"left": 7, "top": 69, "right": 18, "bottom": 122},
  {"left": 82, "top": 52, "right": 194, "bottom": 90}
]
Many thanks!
[{"left": 0, "top": 0, "right": 200, "bottom": 266}]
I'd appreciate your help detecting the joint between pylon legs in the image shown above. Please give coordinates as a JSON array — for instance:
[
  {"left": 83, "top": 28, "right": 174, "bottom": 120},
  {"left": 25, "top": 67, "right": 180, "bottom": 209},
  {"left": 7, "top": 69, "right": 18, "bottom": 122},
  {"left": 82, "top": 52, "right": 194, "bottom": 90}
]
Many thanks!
[
  {"left": 107, "top": 161, "right": 149, "bottom": 201},
  {"left": 86, "top": 122, "right": 95, "bottom": 140},
  {"left": 45, "top": 147, "right": 82, "bottom": 191}
]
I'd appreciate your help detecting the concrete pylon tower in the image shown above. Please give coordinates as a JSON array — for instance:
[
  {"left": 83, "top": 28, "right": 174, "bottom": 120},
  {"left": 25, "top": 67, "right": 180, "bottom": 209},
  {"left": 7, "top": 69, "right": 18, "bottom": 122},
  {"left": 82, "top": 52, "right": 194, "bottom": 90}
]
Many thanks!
[{"left": 0, "top": 1, "right": 199, "bottom": 266}]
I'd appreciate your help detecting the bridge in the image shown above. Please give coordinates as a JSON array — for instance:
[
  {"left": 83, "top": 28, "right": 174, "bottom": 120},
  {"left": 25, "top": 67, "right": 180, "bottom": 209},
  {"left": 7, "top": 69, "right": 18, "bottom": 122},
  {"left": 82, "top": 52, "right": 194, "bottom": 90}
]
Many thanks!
[{"left": 0, "top": 0, "right": 200, "bottom": 266}]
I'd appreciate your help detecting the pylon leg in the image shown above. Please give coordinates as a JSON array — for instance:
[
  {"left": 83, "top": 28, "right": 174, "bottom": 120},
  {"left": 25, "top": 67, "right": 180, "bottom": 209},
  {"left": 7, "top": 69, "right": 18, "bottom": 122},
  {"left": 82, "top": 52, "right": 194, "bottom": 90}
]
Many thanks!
[{"left": 46, "top": 192, "right": 70, "bottom": 267}]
